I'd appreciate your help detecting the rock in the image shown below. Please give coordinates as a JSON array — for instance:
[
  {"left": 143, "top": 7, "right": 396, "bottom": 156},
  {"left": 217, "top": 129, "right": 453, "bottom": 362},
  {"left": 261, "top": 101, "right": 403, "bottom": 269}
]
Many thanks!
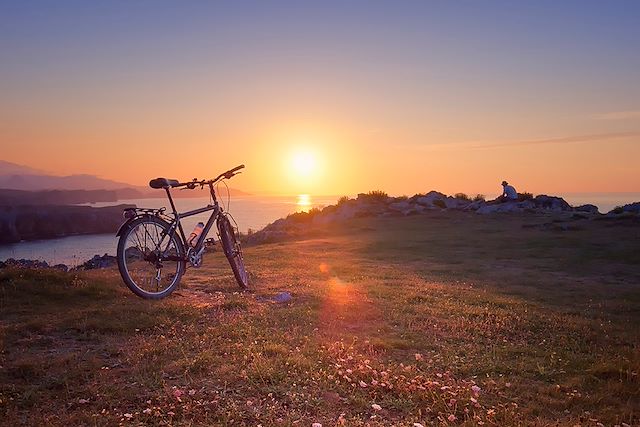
[
  {"left": 389, "top": 201, "right": 411, "bottom": 211},
  {"left": 574, "top": 204, "right": 599, "bottom": 214},
  {"left": 532, "top": 195, "right": 572, "bottom": 211},
  {"left": 3, "top": 258, "right": 51, "bottom": 269},
  {"left": 76, "top": 253, "right": 117, "bottom": 270},
  {"left": 415, "top": 191, "right": 447, "bottom": 208},
  {"left": 52, "top": 264, "right": 69, "bottom": 272},
  {"left": 622, "top": 202, "right": 640, "bottom": 214}
]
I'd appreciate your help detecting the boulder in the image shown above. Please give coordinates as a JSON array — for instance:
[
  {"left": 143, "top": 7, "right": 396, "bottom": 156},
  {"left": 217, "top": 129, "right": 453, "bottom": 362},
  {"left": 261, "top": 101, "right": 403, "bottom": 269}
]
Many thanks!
[
  {"left": 476, "top": 200, "right": 536, "bottom": 214},
  {"left": 622, "top": 202, "right": 640, "bottom": 214},
  {"left": 574, "top": 204, "right": 599, "bottom": 214},
  {"left": 415, "top": 191, "right": 447, "bottom": 208},
  {"left": 388, "top": 201, "right": 412, "bottom": 211},
  {"left": 532, "top": 195, "right": 572, "bottom": 211},
  {"left": 76, "top": 254, "right": 117, "bottom": 270}
]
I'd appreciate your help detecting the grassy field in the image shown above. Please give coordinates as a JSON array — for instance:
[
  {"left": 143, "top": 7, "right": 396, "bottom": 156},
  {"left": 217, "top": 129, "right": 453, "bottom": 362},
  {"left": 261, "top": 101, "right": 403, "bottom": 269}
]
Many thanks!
[{"left": 1, "top": 212, "right": 639, "bottom": 426}]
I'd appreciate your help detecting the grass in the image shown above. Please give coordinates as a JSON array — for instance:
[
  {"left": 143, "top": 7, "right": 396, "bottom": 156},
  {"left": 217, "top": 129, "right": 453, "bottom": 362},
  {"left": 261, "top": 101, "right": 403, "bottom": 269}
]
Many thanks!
[{"left": 1, "top": 211, "right": 639, "bottom": 426}]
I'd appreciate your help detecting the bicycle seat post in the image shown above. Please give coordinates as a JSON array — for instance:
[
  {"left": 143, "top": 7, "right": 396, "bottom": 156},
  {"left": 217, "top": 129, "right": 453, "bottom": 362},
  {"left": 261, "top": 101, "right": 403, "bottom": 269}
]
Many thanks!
[{"left": 165, "top": 187, "right": 179, "bottom": 217}]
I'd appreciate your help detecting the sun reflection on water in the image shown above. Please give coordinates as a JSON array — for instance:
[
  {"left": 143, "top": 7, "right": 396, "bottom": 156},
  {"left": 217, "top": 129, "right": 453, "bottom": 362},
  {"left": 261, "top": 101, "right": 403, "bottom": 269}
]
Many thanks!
[{"left": 297, "top": 194, "right": 312, "bottom": 212}]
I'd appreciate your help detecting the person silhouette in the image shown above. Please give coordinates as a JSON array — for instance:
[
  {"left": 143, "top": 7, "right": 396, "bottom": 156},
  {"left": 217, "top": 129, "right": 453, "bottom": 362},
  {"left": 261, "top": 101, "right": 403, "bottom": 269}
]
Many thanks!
[{"left": 500, "top": 180, "right": 518, "bottom": 202}]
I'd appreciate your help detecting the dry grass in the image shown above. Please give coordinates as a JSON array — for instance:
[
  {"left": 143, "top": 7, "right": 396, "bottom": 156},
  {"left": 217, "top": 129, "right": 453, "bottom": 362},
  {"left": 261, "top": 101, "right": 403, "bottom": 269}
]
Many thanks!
[{"left": 1, "top": 212, "right": 639, "bottom": 426}]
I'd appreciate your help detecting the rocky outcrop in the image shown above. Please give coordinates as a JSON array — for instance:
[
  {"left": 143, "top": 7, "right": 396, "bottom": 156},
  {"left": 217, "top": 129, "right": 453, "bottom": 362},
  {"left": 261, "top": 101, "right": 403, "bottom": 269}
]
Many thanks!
[
  {"left": 0, "top": 204, "right": 133, "bottom": 243},
  {"left": 575, "top": 204, "right": 599, "bottom": 214},
  {"left": 244, "top": 191, "right": 630, "bottom": 245},
  {"left": 75, "top": 254, "right": 118, "bottom": 270},
  {"left": 0, "top": 253, "right": 117, "bottom": 272},
  {"left": 607, "top": 202, "right": 640, "bottom": 215},
  {"left": 1, "top": 258, "right": 69, "bottom": 271}
]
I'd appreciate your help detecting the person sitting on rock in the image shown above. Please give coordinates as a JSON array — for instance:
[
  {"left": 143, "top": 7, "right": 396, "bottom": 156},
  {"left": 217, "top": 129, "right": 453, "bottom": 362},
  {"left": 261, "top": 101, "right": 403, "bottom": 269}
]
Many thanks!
[{"left": 499, "top": 180, "right": 518, "bottom": 202}]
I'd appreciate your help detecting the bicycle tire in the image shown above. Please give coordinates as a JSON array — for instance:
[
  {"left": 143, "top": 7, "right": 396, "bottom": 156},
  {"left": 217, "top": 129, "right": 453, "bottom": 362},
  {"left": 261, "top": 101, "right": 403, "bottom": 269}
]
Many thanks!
[
  {"left": 218, "top": 215, "right": 249, "bottom": 290},
  {"left": 117, "top": 215, "right": 186, "bottom": 299}
]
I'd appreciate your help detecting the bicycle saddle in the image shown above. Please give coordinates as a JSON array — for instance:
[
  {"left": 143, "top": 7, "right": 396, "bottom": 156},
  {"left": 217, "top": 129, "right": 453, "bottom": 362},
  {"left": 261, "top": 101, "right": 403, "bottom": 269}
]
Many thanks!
[{"left": 149, "top": 178, "right": 180, "bottom": 189}]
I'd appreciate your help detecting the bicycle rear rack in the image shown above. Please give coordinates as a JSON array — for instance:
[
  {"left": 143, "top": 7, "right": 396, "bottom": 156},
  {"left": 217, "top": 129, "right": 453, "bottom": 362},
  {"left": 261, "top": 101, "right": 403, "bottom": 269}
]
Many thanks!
[{"left": 123, "top": 207, "right": 167, "bottom": 219}]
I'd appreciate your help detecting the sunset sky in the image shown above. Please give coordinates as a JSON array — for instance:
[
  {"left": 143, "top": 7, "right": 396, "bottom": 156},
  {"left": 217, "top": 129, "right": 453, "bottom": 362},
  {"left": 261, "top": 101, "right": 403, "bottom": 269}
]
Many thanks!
[{"left": 1, "top": 1, "right": 639, "bottom": 196}]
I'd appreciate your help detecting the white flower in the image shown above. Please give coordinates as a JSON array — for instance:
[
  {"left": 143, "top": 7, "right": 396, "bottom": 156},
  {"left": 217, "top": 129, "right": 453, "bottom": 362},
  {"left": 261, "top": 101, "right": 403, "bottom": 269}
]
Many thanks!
[{"left": 371, "top": 404, "right": 382, "bottom": 411}]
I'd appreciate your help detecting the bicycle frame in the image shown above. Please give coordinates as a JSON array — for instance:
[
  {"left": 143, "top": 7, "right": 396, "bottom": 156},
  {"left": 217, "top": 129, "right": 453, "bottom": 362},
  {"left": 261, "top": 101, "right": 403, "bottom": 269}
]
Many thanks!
[{"left": 162, "top": 182, "right": 222, "bottom": 257}]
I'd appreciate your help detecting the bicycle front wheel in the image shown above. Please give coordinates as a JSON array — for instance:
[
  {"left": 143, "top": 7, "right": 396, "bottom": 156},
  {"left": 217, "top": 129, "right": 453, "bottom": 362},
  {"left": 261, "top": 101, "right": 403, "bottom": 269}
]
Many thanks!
[
  {"left": 218, "top": 215, "right": 248, "bottom": 290},
  {"left": 117, "top": 216, "right": 186, "bottom": 299}
]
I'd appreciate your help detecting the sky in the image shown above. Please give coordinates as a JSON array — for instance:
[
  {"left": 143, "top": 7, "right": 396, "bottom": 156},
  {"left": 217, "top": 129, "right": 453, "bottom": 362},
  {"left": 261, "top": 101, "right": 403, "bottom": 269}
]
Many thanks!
[{"left": 1, "top": 0, "right": 639, "bottom": 196}]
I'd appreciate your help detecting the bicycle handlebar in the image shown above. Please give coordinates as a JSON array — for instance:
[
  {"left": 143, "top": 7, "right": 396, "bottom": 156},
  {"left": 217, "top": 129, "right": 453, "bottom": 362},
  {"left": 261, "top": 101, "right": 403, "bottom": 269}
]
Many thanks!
[{"left": 178, "top": 164, "right": 245, "bottom": 189}]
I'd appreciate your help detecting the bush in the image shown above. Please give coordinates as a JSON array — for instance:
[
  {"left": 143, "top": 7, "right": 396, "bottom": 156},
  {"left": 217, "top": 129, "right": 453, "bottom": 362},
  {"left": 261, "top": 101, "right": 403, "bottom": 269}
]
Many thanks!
[
  {"left": 519, "top": 192, "right": 534, "bottom": 200},
  {"left": 337, "top": 195, "right": 351, "bottom": 205},
  {"left": 612, "top": 206, "right": 624, "bottom": 214},
  {"left": 367, "top": 190, "right": 388, "bottom": 199},
  {"left": 433, "top": 199, "right": 446, "bottom": 209},
  {"left": 473, "top": 194, "right": 486, "bottom": 202},
  {"left": 454, "top": 193, "right": 471, "bottom": 201}
]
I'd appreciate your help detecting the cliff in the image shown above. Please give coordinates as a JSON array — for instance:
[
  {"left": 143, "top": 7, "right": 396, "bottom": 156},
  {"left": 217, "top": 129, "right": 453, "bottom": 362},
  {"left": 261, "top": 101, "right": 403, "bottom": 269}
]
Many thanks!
[{"left": 0, "top": 204, "right": 133, "bottom": 243}]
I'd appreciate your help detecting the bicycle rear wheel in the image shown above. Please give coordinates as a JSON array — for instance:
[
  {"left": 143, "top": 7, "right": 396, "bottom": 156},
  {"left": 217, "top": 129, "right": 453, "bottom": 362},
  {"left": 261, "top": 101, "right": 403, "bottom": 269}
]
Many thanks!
[
  {"left": 117, "top": 216, "right": 185, "bottom": 299},
  {"left": 217, "top": 215, "right": 248, "bottom": 290}
]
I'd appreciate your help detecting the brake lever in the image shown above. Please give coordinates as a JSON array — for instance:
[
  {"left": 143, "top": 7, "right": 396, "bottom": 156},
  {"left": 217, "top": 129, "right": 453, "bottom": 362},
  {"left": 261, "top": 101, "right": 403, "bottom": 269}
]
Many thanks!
[{"left": 224, "top": 171, "right": 242, "bottom": 179}]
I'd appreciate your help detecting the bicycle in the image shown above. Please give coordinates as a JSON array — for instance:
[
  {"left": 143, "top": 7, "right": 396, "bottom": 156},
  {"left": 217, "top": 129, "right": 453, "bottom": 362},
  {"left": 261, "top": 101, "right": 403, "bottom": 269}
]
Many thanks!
[{"left": 116, "top": 165, "right": 248, "bottom": 299}]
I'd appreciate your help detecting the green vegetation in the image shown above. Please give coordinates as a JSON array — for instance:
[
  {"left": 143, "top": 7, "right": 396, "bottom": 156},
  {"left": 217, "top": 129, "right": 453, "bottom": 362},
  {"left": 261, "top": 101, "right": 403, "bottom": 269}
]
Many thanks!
[
  {"left": 365, "top": 190, "right": 388, "bottom": 200},
  {"left": 337, "top": 195, "right": 351, "bottom": 205},
  {"left": 433, "top": 199, "right": 446, "bottom": 209},
  {"left": 1, "top": 212, "right": 639, "bottom": 425}
]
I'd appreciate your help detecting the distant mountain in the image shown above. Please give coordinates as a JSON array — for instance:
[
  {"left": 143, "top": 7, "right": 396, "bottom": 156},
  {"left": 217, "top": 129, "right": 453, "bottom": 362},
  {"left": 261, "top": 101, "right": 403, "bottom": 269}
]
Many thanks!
[
  {"left": 0, "top": 160, "right": 47, "bottom": 175},
  {"left": 0, "top": 160, "right": 250, "bottom": 197},
  {"left": 0, "top": 173, "right": 140, "bottom": 191}
]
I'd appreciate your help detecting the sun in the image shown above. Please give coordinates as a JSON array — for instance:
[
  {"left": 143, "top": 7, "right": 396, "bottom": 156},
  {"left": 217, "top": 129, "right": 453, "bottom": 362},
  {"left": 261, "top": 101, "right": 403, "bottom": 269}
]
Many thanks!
[{"left": 291, "top": 150, "right": 316, "bottom": 177}]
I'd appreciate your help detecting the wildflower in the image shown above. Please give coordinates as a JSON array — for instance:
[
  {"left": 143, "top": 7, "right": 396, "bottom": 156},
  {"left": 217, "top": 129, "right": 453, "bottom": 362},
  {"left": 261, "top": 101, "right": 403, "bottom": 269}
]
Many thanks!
[
  {"left": 371, "top": 404, "right": 382, "bottom": 411},
  {"left": 359, "top": 381, "right": 368, "bottom": 388},
  {"left": 415, "top": 353, "right": 423, "bottom": 361},
  {"left": 471, "top": 385, "right": 481, "bottom": 395},
  {"left": 414, "top": 423, "right": 425, "bottom": 427},
  {"left": 123, "top": 413, "right": 133, "bottom": 419},
  {"left": 312, "top": 423, "right": 322, "bottom": 427},
  {"left": 448, "top": 414, "right": 457, "bottom": 422}
]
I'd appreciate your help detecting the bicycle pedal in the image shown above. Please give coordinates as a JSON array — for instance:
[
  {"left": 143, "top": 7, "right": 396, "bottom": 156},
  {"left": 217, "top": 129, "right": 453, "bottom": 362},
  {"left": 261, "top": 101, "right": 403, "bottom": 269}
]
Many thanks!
[{"left": 204, "top": 238, "right": 217, "bottom": 251}]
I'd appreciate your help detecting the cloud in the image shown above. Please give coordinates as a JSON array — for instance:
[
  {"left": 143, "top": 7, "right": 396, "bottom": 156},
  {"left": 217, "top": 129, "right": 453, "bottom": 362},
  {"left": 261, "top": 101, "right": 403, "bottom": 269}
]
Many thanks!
[
  {"left": 409, "top": 131, "right": 640, "bottom": 151},
  {"left": 470, "top": 131, "right": 640, "bottom": 149},
  {"left": 595, "top": 110, "right": 640, "bottom": 120}
]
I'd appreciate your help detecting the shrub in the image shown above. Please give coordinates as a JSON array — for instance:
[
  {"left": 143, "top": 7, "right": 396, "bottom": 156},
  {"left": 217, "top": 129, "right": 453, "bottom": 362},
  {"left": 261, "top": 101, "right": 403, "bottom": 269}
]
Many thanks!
[
  {"left": 367, "top": 190, "right": 388, "bottom": 199},
  {"left": 308, "top": 207, "right": 322, "bottom": 216},
  {"left": 473, "top": 194, "right": 486, "bottom": 202},
  {"left": 433, "top": 199, "right": 446, "bottom": 209},
  {"left": 337, "top": 195, "right": 351, "bottom": 205},
  {"left": 612, "top": 206, "right": 624, "bottom": 214},
  {"left": 454, "top": 193, "right": 471, "bottom": 201},
  {"left": 519, "top": 192, "right": 534, "bottom": 200}
]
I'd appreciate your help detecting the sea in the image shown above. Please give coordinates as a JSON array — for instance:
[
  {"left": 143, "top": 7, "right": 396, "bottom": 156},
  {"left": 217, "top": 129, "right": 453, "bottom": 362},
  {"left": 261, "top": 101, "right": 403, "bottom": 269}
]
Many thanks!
[{"left": 0, "top": 192, "right": 638, "bottom": 267}]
